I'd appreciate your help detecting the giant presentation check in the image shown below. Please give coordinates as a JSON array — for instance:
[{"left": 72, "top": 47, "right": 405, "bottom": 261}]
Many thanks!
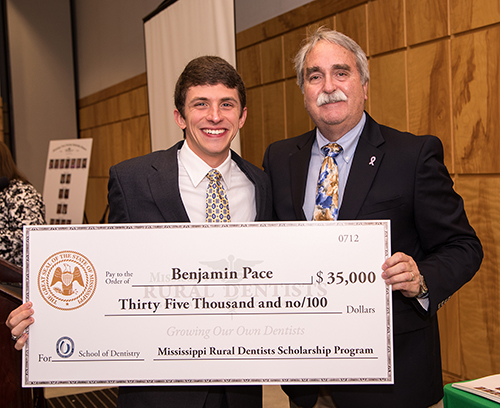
[{"left": 23, "top": 221, "right": 393, "bottom": 387}]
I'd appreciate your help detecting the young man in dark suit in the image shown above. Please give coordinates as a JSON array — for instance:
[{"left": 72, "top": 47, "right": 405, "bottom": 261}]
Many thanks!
[
  {"left": 8, "top": 55, "right": 271, "bottom": 408},
  {"left": 263, "top": 28, "right": 482, "bottom": 408}
]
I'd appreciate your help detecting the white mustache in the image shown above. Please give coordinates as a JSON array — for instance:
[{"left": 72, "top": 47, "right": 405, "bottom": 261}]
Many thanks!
[{"left": 316, "top": 90, "right": 348, "bottom": 107}]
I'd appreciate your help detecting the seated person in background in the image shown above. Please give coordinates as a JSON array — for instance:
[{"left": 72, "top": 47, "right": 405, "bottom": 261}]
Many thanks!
[{"left": 0, "top": 141, "right": 45, "bottom": 267}]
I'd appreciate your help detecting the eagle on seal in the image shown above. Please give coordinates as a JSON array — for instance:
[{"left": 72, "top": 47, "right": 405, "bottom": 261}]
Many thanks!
[{"left": 50, "top": 263, "right": 84, "bottom": 295}]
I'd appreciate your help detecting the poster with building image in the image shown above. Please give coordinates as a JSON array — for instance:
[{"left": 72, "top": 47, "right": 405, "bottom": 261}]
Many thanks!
[{"left": 42, "top": 139, "right": 92, "bottom": 225}]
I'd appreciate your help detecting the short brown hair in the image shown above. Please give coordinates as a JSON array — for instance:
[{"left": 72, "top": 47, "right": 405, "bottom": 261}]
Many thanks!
[
  {"left": 0, "top": 141, "right": 29, "bottom": 183},
  {"left": 174, "top": 56, "right": 246, "bottom": 118}
]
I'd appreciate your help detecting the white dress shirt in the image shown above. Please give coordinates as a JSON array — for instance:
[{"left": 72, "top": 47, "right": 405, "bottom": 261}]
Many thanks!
[{"left": 178, "top": 142, "right": 256, "bottom": 223}]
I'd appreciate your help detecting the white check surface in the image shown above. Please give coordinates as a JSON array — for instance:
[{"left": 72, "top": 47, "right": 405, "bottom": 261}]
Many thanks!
[{"left": 23, "top": 221, "right": 393, "bottom": 387}]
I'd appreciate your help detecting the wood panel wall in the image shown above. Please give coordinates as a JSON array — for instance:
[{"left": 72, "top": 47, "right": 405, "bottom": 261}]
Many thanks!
[
  {"left": 79, "top": 73, "right": 150, "bottom": 224},
  {"left": 236, "top": 0, "right": 500, "bottom": 384},
  {"left": 79, "top": 0, "right": 499, "bottom": 385}
]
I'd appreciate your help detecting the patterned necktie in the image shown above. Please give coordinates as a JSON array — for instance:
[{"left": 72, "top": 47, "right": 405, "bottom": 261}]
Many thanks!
[
  {"left": 205, "top": 169, "right": 231, "bottom": 222},
  {"left": 314, "top": 143, "right": 343, "bottom": 221}
]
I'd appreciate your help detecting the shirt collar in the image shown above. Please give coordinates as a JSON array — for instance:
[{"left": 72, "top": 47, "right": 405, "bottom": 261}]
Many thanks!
[
  {"left": 179, "top": 142, "right": 232, "bottom": 188},
  {"left": 315, "top": 112, "right": 366, "bottom": 164}
]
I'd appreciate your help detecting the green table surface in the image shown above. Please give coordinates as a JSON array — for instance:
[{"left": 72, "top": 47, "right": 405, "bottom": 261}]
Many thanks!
[{"left": 444, "top": 383, "right": 500, "bottom": 407}]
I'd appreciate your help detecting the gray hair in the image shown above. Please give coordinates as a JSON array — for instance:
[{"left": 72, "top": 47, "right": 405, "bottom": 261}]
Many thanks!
[{"left": 294, "top": 27, "right": 370, "bottom": 92}]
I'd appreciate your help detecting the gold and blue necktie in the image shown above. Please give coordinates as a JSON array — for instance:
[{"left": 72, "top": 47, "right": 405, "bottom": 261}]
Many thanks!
[
  {"left": 313, "top": 143, "right": 343, "bottom": 221},
  {"left": 205, "top": 169, "right": 231, "bottom": 223}
]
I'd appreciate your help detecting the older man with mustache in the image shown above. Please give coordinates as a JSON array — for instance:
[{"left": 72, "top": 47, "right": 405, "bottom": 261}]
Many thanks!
[{"left": 263, "top": 27, "right": 482, "bottom": 408}]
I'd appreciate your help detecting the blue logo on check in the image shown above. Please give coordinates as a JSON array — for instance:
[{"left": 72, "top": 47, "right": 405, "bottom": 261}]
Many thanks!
[{"left": 56, "top": 336, "right": 74, "bottom": 358}]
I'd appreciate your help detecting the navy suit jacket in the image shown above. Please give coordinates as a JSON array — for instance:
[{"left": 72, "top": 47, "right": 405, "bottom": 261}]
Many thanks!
[
  {"left": 108, "top": 141, "right": 272, "bottom": 408},
  {"left": 262, "top": 113, "right": 482, "bottom": 408}
]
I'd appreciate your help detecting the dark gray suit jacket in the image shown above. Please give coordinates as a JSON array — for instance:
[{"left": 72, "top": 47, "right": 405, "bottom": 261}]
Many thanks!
[
  {"left": 263, "top": 113, "right": 482, "bottom": 408},
  {"left": 108, "top": 140, "right": 272, "bottom": 408}
]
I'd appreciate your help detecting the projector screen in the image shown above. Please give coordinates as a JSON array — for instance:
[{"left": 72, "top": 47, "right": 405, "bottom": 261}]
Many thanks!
[{"left": 144, "top": 0, "right": 239, "bottom": 153}]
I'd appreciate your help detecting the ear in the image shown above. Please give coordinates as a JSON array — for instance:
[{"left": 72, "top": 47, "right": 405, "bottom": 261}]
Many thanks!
[
  {"left": 174, "top": 109, "right": 187, "bottom": 130},
  {"left": 238, "top": 107, "right": 248, "bottom": 129}
]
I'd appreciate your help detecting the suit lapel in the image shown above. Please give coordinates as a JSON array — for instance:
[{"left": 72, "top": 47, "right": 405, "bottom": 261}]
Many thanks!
[
  {"left": 231, "top": 151, "right": 265, "bottom": 221},
  {"left": 339, "top": 115, "right": 385, "bottom": 220},
  {"left": 148, "top": 141, "right": 190, "bottom": 222},
  {"left": 290, "top": 130, "right": 316, "bottom": 220}
]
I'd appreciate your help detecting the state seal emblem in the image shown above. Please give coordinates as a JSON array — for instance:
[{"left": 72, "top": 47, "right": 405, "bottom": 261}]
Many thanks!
[{"left": 38, "top": 251, "right": 97, "bottom": 310}]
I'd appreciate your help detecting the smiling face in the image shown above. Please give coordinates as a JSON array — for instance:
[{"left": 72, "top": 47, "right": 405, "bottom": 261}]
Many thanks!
[
  {"left": 303, "top": 40, "right": 368, "bottom": 141},
  {"left": 174, "top": 84, "right": 247, "bottom": 168}
]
